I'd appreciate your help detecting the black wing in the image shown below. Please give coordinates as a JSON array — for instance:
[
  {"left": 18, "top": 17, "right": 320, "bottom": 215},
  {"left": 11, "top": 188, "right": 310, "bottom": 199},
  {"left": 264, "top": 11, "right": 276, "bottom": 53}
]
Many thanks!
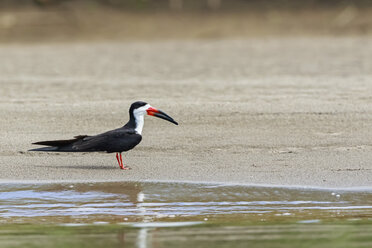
[
  {"left": 71, "top": 129, "right": 142, "bottom": 153},
  {"left": 30, "top": 128, "right": 142, "bottom": 153}
]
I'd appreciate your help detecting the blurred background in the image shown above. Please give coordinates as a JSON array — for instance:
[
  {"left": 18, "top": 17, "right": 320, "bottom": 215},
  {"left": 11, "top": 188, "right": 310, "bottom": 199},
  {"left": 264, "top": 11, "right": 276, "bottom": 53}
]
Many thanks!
[{"left": 0, "top": 0, "right": 371, "bottom": 43}]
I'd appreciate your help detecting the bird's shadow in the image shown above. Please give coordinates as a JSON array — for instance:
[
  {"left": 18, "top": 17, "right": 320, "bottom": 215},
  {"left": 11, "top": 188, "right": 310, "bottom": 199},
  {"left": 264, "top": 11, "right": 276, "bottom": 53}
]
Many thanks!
[{"left": 34, "top": 165, "right": 117, "bottom": 170}]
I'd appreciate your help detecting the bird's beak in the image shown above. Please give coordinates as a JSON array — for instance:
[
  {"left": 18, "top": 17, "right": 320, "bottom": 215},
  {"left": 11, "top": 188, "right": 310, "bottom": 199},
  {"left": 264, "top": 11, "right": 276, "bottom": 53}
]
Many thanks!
[{"left": 146, "top": 107, "right": 178, "bottom": 125}]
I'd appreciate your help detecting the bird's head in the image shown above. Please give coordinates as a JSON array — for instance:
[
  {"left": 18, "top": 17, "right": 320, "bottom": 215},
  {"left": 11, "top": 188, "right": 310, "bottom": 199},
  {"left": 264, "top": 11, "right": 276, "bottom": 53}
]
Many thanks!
[{"left": 130, "top": 101, "right": 178, "bottom": 125}]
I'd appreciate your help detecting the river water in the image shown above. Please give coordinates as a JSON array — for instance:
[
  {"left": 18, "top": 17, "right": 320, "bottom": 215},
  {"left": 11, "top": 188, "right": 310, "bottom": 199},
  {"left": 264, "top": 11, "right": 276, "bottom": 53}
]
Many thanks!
[{"left": 1, "top": 182, "right": 372, "bottom": 247}]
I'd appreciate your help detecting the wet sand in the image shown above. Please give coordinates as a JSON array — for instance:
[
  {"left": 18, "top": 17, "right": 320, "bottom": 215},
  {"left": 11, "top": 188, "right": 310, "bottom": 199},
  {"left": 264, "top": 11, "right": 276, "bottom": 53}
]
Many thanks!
[{"left": 1, "top": 37, "right": 372, "bottom": 188}]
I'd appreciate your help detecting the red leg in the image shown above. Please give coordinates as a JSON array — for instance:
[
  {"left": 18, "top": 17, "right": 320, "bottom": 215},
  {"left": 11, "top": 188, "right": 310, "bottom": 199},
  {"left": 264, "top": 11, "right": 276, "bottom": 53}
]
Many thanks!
[
  {"left": 116, "top": 153, "right": 123, "bottom": 169},
  {"left": 119, "top": 153, "right": 130, "bottom": 170}
]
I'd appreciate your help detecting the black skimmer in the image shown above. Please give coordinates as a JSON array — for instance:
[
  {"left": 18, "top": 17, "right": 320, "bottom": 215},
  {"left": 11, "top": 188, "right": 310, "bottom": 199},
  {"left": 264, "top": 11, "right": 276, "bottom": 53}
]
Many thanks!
[{"left": 29, "top": 101, "right": 178, "bottom": 170}]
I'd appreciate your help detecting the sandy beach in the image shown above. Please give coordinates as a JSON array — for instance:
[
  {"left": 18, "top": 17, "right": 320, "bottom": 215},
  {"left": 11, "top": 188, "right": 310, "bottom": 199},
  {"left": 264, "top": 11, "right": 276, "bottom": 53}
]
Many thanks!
[{"left": 0, "top": 37, "right": 372, "bottom": 188}]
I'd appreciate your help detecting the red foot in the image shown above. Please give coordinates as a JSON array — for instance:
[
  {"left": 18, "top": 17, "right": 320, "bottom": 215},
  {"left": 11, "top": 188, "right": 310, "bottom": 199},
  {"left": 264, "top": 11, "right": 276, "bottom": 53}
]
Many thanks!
[{"left": 116, "top": 153, "right": 130, "bottom": 170}]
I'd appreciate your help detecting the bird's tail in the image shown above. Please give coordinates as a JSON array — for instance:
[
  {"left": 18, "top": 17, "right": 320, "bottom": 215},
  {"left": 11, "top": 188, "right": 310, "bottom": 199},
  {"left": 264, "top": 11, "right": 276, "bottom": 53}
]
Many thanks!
[
  {"left": 29, "top": 135, "right": 88, "bottom": 152},
  {"left": 29, "top": 146, "right": 59, "bottom": 152}
]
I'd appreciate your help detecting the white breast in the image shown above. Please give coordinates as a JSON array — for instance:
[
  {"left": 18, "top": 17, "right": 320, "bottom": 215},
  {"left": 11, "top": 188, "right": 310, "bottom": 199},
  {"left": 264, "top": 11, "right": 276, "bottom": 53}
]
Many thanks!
[{"left": 135, "top": 115, "right": 144, "bottom": 134}]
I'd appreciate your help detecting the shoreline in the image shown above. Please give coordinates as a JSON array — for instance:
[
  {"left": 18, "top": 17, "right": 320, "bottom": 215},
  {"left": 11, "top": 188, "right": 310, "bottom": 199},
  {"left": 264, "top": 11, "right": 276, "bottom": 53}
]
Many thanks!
[{"left": 1, "top": 178, "right": 372, "bottom": 192}]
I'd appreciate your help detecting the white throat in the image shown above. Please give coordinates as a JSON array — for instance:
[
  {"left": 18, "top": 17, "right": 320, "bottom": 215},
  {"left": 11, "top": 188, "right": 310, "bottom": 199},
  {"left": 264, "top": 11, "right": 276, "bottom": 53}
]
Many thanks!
[
  {"left": 135, "top": 115, "right": 144, "bottom": 134},
  {"left": 133, "top": 104, "right": 151, "bottom": 135}
]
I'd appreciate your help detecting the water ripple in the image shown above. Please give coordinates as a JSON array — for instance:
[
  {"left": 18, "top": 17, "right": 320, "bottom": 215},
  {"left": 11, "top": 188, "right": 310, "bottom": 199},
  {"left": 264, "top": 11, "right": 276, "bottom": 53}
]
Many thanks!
[{"left": 0, "top": 182, "right": 371, "bottom": 219}]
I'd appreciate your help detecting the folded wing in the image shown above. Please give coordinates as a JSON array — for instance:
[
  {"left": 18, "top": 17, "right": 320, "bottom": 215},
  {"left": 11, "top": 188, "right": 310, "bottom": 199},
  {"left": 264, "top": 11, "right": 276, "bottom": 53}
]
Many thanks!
[{"left": 30, "top": 129, "right": 142, "bottom": 153}]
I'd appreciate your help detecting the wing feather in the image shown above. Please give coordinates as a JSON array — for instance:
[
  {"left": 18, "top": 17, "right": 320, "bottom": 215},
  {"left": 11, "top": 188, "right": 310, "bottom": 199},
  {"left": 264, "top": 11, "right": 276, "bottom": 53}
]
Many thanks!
[{"left": 71, "top": 129, "right": 141, "bottom": 153}]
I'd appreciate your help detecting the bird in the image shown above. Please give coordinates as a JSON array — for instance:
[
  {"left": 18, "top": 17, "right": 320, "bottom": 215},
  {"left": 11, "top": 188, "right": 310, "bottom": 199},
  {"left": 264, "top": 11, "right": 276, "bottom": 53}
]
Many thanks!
[{"left": 29, "top": 101, "right": 178, "bottom": 170}]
